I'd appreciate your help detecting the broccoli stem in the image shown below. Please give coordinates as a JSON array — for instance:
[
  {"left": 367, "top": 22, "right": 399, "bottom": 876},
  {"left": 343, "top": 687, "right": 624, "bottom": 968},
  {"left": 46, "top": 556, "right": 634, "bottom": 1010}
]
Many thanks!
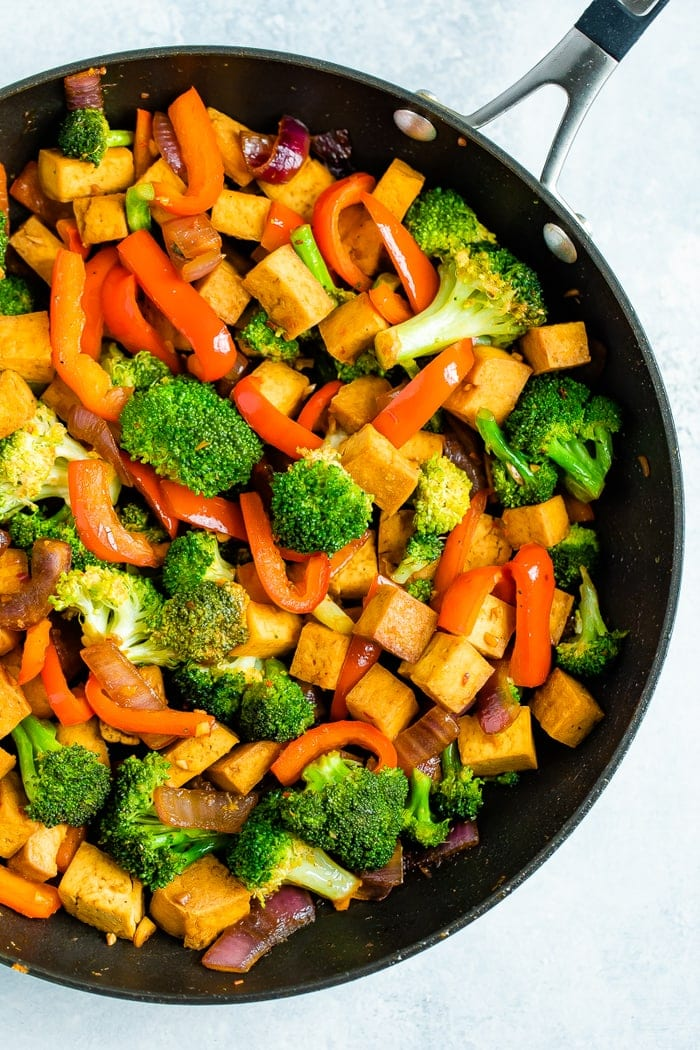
[
  {"left": 475, "top": 408, "right": 542, "bottom": 490},
  {"left": 290, "top": 224, "right": 338, "bottom": 296},
  {"left": 576, "top": 566, "right": 609, "bottom": 643},
  {"left": 10, "top": 717, "right": 60, "bottom": 804}
]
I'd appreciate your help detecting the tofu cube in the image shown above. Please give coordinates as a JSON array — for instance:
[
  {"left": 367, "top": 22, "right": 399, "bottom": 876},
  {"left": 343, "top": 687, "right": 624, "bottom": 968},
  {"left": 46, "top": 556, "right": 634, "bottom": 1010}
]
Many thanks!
[
  {"left": 0, "top": 547, "right": 29, "bottom": 594},
  {"left": 328, "top": 530, "right": 378, "bottom": 602},
  {"left": 0, "top": 664, "right": 31, "bottom": 738},
  {"left": 345, "top": 662, "right": 419, "bottom": 739},
  {"left": 249, "top": 359, "right": 312, "bottom": 417},
  {"left": 465, "top": 593, "right": 516, "bottom": 659},
  {"left": 0, "top": 745, "right": 16, "bottom": 779},
  {"left": 9, "top": 215, "right": 64, "bottom": 283},
  {"left": 407, "top": 632, "right": 494, "bottom": 715},
  {"left": 549, "top": 588, "right": 575, "bottom": 645},
  {"left": 353, "top": 584, "right": 438, "bottom": 663},
  {"left": 502, "top": 495, "right": 570, "bottom": 549},
  {"left": 0, "top": 629, "right": 20, "bottom": 658},
  {"left": 444, "top": 345, "right": 532, "bottom": 426},
  {"left": 377, "top": 508, "right": 414, "bottom": 576},
  {"left": 461, "top": 512, "right": 512, "bottom": 571},
  {"left": 340, "top": 424, "right": 419, "bottom": 516},
  {"left": 289, "top": 622, "right": 351, "bottom": 690},
  {"left": 0, "top": 312, "right": 54, "bottom": 383},
  {"left": 531, "top": 666, "right": 604, "bottom": 747},
  {"left": 0, "top": 370, "right": 37, "bottom": 438},
  {"left": 194, "top": 257, "right": 251, "bottom": 326},
  {"left": 210, "top": 188, "right": 271, "bottom": 240},
  {"left": 319, "top": 292, "right": 389, "bottom": 364},
  {"left": 258, "top": 157, "right": 335, "bottom": 221},
  {"left": 162, "top": 724, "right": 241, "bottom": 788},
  {"left": 150, "top": 854, "right": 250, "bottom": 950},
  {"left": 7, "top": 823, "right": 67, "bottom": 883},
  {"left": 58, "top": 841, "right": 144, "bottom": 940},
  {"left": 135, "top": 157, "right": 186, "bottom": 225},
  {"left": 38, "top": 147, "right": 135, "bottom": 203},
  {"left": 230, "top": 600, "right": 302, "bottom": 658},
  {"left": 0, "top": 771, "right": 39, "bottom": 858},
  {"left": 56, "top": 717, "right": 110, "bottom": 767},
  {"left": 72, "top": 192, "right": 128, "bottom": 245},
  {"left": 341, "top": 158, "right": 425, "bottom": 275},
  {"left": 329, "top": 375, "right": 392, "bottom": 433},
  {"left": 207, "top": 107, "right": 257, "bottom": 186},
  {"left": 242, "top": 243, "right": 335, "bottom": 339},
  {"left": 519, "top": 321, "right": 591, "bottom": 373},
  {"left": 457, "top": 705, "right": 538, "bottom": 775},
  {"left": 399, "top": 430, "right": 445, "bottom": 467},
  {"left": 207, "top": 740, "right": 283, "bottom": 795}
]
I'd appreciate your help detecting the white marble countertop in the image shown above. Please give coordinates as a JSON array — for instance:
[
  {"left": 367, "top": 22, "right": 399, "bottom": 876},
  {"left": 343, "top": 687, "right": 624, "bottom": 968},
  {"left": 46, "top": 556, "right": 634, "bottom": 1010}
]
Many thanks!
[{"left": 1, "top": 1, "right": 697, "bottom": 1046}]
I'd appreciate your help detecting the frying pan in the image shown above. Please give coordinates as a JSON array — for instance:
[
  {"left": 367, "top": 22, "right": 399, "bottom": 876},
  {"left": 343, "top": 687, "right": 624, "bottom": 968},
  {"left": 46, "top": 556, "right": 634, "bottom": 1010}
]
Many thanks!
[{"left": 0, "top": 0, "right": 683, "bottom": 1003}]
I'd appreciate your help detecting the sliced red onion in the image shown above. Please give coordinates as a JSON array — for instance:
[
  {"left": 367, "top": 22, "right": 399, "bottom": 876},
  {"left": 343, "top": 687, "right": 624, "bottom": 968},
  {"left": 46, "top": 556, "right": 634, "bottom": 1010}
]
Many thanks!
[
  {"left": 353, "top": 843, "right": 404, "bottom": 901},
  {"left": 0, "top": 529, "right": 9, "bottom": 557},
  {"left": 240, "top": 115, "right": 310, "bottom": 185},
  {"left": 64, "top": 67, "right": 105, "bottom": 112},
  {"left": 202, "top": 886, "right": 315, "bottom": 973},
  {"left": 67, "top": 405, "right": 133, "bottom": 486},
  {"left": 394, "top": 705, "right": 460, "bottom": 774},
  {"left": 153, "top": 111, "right": 187, "bottom": 179},
  {"left": 474, "top": 660, "right": 521, "bottom": 734},
  {"left": 80, "top": 640, "right": 166, "bottom": 711},
  {"left": 0, "top": 539, "right": 71, "bottom": 630},
  {"left": 153, "top": 785, "right": 257, "bottom": 833},
  {"left": 161, "top": 213, "right": 223, "bottom": 282},
  {"left": 310, "top": 128, "right": 353, "bottom": 178},
  {"left": 405, "top": 820, "right": 480, "bottom": 871}
]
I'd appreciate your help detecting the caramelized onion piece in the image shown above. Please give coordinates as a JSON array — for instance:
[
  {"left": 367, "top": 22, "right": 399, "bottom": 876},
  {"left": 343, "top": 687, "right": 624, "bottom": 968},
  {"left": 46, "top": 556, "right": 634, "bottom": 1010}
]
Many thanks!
[
  {"left": 161, "top": 213, "right": 223, "bottom": 282},
  {"left": 153, "top": 111, "right": 186, "bottom": 179},
  {"left": 67, "top": 404, "right": 133, "bottom": 486},
  {"left": 0, "top": 529, "right": 9, "bottom": 557},
  {"left": 202, "top": 886, "right": 315, "bottom": 973},
  {"left": 394, "top": 705, "right": 460, "bottom": 774},
  {"left": 353, "top": 842, "right": 404, "bottom": 901},
  {"left": 64, "top": 67, "right": 105, "bottom": 111},
  {"left": 405, "top": 820, "right": 480, "bottom": 871},
  {"left": 80, "top": 640, "right": 165, "bottom": 710},
  {"left": 474, "top": 659, "right": 521, "bottom": 735},
  {"left": 240, "top": 115, "right": 310, "bottom": 185},
  {"left": 0, "top": 539, "right": 71, "bottom": 630},
  {"left": 153, "top": 785, "right": 257, "bottom": 833}
]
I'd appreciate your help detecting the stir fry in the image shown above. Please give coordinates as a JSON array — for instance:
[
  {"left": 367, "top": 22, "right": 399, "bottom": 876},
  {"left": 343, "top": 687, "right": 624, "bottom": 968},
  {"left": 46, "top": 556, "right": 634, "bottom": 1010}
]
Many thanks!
[{"left": 0, "top": 67, "right": 626, "bottom": 972}]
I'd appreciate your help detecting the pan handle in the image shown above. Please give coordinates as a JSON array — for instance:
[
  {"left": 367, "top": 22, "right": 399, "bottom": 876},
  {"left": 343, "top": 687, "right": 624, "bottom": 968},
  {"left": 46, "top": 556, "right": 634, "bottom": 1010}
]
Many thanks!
[{"left": 464, "top": 0, "right": 670, "bottom": 228}]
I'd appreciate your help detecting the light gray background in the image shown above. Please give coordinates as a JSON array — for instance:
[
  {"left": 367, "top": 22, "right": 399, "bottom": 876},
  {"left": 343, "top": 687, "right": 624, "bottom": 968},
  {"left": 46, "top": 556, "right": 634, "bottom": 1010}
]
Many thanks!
[{"left": 1, "top": 2, "right": 697, "bottom": 1047}]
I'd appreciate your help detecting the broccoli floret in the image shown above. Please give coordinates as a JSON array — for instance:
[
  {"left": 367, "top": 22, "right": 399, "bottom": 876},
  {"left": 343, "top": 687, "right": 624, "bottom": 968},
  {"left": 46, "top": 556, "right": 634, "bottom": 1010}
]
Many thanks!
[
  {"left": 391, "top": 531, "right": 444, "bottom": 585},
  {"left": 11, "top": 714, "right": 111, "bottom": 827},
  {"left": 238, "top": 659, "right": 315, "bottom": 743},
  {"left": 169, "top": 656, "right": 264, "bottom": 728},
  {"left": 57, "top": 108, "right": 133, "bottom": 166},
  {"left": 548, "top": 523, "right": 600, "bottom": 590},
  {"left": 475, "top": 407, "right": 559, "bottom": 508},
  {"left": 98, "top": 752, "right": 227, "bottom": 889},
  {"left": 506, "top": 374, "right": 622, "bottom": 503},
  {"left": 401, "top": 767, "right": 451, "bottom": 848},
  {"left": 226, "top": 790, "right": 361, "bottom": 903},
  {"left": 405, "top": 577, "right": 434, "bottom": 603},
  {"left": 269, "top": 447, "right": 373, "bottom": 556},
  {"left": 413, "top": 454, "right": 473, "bottom": 536},
  {"left": 0, "top": 274, "right": 35, "bottom": 316},
  {"left": 334, "top": 348, "right": 386, "bottom": 382},
  {"left": 0, "top": 401, "right": 108, "bottom": 521},
  {"left": 9, "top": 502, "right": 103, "bottom": 570},
  {"left": 431, "top": 742, "right": 484, "bottom": 822},
  {"left": 155, "top": 579, "right": 250, "bottom": 664},
  {"left": 237, "top": 309, "right": 301, "bottom": 362},
  {"left": 555, "top": 566, "right": 627, "bottom": 677},
  {"left": 279, "top": 750, "right": 409, "bottom": 872},
  {"left": 161, "top": 530, "right": 236, "bottom": 596},
  {"left": 404, "top": 186, "right": 497, "bottom": 259},
  {"left": 116, "top": 501, "right": 168, "bottom": 545},
  {"left": 375, "top": 244, "right": 547, "bottom": 371},
  {"left": 119, "top": 374, "right": 262, "bottom": 497},
  {"left": 100, "top": 344, "right": 172, "bottom": 390}
]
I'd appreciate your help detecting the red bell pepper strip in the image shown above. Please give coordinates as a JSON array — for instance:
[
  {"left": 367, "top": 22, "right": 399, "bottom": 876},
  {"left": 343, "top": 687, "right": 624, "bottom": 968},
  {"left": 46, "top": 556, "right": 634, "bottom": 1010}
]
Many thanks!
[
  {"left": 368, "top": 282, "right": 413, "bottom": 325},
  {"left": 232, "top": 375, "right": 324, "bottom": 459},
  {"left": 40, "top": 638, "right": 94, "bottom": 725},
  {"left": 271, "top": 719, "right": 398, "bottom": 786},
  {"left": 0, "top": 161, "right": 8, "bottom": 219},
  {"left": 17, "top": 618, "right": 52, "bottom": 685},
  {"left": 508, "top": 543, "right": 555, "bottom": 688},
  {"left": 101, "top": 262, "right": 181, "bottom": 371},
  {"left": 239, "top": 490, "right": 330, "bottom": 614},
  {"left": 311, "top": 172, "right": 376, "bottom": 291},
  {"left": 160, "top": 480, "right": 247, "bottom": 541},
  {"left": 50, "top": 248, "right": 131, "bottom": 422},
  {"left": 68, "top": 459, "right": 162, "bottom": 568},
  {"left": 117, "top": 229, "right": 237, "bottom": 382},
  {"left": 431, "top": 488, "right": 490, "bottom": 610},
  {"left": 85, "top": 673, "right": 215, "bottom": 738},
  {"left": 0, "top": 866, "right": 63, "bottom": 920},
  {"left": 152, "top": 87, "right": 224, "bottom": 216},
  {"left": 437, "top": 565, "right": 507, "bottom": 638},
  {"left": 80, "top": 246, "right": 119, "bottom": 358},
  {"left": 56, "top": 217, "right": 89, "bottom": 258},
  {"left": 260, "top": 200, "right": 305, "bottom": 252},
  {"left": 329, "top": 636, "right": 382, "bottom": 720},
  {"left": 359, "top": 190, "right": 439, "bottom": 312},
  {"left": 133, "top": 107, "right": 154, "bottom": 180},
  {"left": 296, "top": 379, "right": 343, "bottom": 433},
  {"left": 371, "top": 339, "right": 474, "bottom": 448},
  {"left": 119, "top": 454, "right": 179, "bottom": 539}
]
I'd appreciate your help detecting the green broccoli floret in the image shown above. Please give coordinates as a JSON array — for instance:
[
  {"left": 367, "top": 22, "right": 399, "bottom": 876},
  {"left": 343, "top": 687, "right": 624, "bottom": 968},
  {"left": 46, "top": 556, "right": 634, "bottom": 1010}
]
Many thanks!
[
  {"left": 269, "top": 448, "right": 373, "bottom": 556},
  {"left": 116, "top": 501, "right": 168, "bottom": 545},
  {"left": 237, "top": 309, "right": 301, "bottom": 362},
  {"left": 431, "top": 742, "right": 484, "bottom": 822},
  {"left": 169, "top": 656, "right": 264, "bottom": 728},
  {"left": 98, "top": 752, "right": 227, "bottom": 889},
  {"left": 100, "top": 344, "right": 172, "bottom": 390},
  {"left": 405, "top": 577, "right": 434, "bottom": 603},
  {"left": 413, "top": 453, "right": 473, "bottom": 536},
  {"left": 404, "top": 186, "right": 497, "bottom": 259},
  {"left": 0, "top": 274, "right": 35, "bottom": 316},
  {"left": 375, "top": 244, "right": 547, "bottom": 371},
  {"left": 475, "top": 407, "right": 559, "bottom": 508},
  {"left": 238, "top": 659, "right": 315, "bottom": 743},
  {"left": 119, "top": 374, "right": 262, "bottom": 497},
  {"left": 226, "top": 790, "right": 361, "bottom": 903},
  {"left": 161, "top": 530, "right": 236, "bottom": 596},
  {"left": 57, "top": 108, "right": 133, "bottom": 166},
  {"left": 555, "top": 566, "right": 627, "bottom": 677},
  {"left": 506, "top": 374, "right": 622, "bottom": 503},
  {"left": 9, "top": 503, "right": 103, "bottom": 571},
  {"left": 155, "top": 579, "right": 250, "bottom": 664},
  {"left": 11, "top": 714, "right": 111, "bottom": 827},
  {"left": 401, "top": 767, "right": 451, "bottom": 848},
  {"left": 548, "top": 523, "right": 600, "bottom": 590},
  {"left": 0, "top": 401, "right": 108, "bottom": 521},
  {"left": 391, "top": 531, "right": 444, "bottom": 586},
  {"left": 334, "top": 348, "right": 386, "bottom": 382},
  {"left": 279, "top": 750, "right": 409, "bottom": 871}
]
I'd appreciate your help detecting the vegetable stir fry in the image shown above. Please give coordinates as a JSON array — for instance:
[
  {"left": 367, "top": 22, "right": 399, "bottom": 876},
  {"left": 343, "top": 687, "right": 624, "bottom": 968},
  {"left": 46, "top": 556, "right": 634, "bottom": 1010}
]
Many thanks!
[{"left": 0, "top": 68, "right": 626, "bottom": 971}]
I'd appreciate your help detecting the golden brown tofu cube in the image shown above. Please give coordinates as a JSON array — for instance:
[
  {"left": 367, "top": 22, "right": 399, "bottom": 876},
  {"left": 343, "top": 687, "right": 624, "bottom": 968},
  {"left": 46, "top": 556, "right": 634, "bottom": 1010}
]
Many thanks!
[
  {"left": 329, "top": 531, "right": 378, "bottom": 602},
  {"left": 19, "top": 671, "right": 52, "bottom": 719},
  {"left": 72, "top": 192, "right": 128, "bottom": 245},
  {"left": 230, "top": 601, "right": 302, "bottom": 659},
  {"left": 58, "top": 841, "right": 144, "bottom": 940},
  {"left": 0, "top": 548, "right": 29, "bottom": 594},
  {"left": 9, "top": 215, "right": 63, "bottom": 283},
  {"left": 0, "top": 771, "right": 39, "bottom": 858},
  {"left": 0, "top": 312, "right": 54, "bottom": 384},
  {"left": 408, "top": 632, "right": 494, "bottom": 715},
  {"left": 399, "top": 430, "right": 444, "bottom": 467},
  {"left": 249, "top": 359, "right": 312, "bottom": 417},
  {"left": 377, "top": 508, "right": 414, "bottom": 577},
  {"left": 502, "top": 495, "right": 570, "bottom": 549},
  {"left": 210, "top": 188, "right": 271, "bottom": 240},
  {"left": 258, "top": 157, "right": 334, "bottom": 221},
  {"left": 329, "top": 375, "right": 392, "bottom": 433},
  {"left": 0, "top": 370, "right": 37, "bottom": 439},
  {"left": 342, "top": 159, "right": 425, "bottom": 276},
  {"left": 7, "top": 823, "right": 67, "bottom": 882},
  {"left": 466, "top": 593, "right": 516, "bottom": 660},
  {"left": 207, "top": 107, "right": 257, "bottom": 186},
  {"left": 345, "top": 662, "right": 419, "bottom": 739},
  {"left": 353, "top": 584, "right": 437, "bottom": 663},
  {"left": 0, "top": 629, "right": 19, "bottom": 658},
  {"left": 135, "top": 156, "right": 186, "bottom": 225},
  {"left": 243, "top": 243, "right": 335, "bottom": 340},
  {"left": 319, "top": 292, "right": 389, "bottom": 364},
  {"left": 0, "top": 664, "right": 31, "bottom": 739},
  {"left": 550, "top": 588, "right": 575, "bottom": 645},
  {"left": 340, "top": 424, "right": 419, "bottom": 516},
  {"left": 235, "top": 561, "right": 270, "bottom": 603},
  {"left": 0, "top": 745, "right": 16, "bottom": 779},
  {"left": 444, "top": 345, "right": 533, "bottom": 427},
  {"left": 56, "top": 717, "right": 111, "bottom": 767},
  {"left": 531, "top": 667, "right": 604, "bottom": 747},
  {"left": 162, "top": 724, "right": 241, "bottom": 788},
  {"left": 150, "top": 854, "right": 250, "bottom": 950},
  {"left": 207, "top": 740, "right": 283, "bottom": 795},
  {"left": 194, "top": 257, "right": 252, "bottom": 326},
  {"left": 519, "top": 321, "right": 591, "bottom": 373},
  {"left": 461, "top": 513, "right": 513, "bottom": 571},
  {"left": 289, "top": 622, "right": 352, "bottom": 691},
  {"left": 38, "top": 147, "right": 134, "bottom": 202},
  {"left": 458, "top": 705, "right": 538, "bottom": 775}
]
